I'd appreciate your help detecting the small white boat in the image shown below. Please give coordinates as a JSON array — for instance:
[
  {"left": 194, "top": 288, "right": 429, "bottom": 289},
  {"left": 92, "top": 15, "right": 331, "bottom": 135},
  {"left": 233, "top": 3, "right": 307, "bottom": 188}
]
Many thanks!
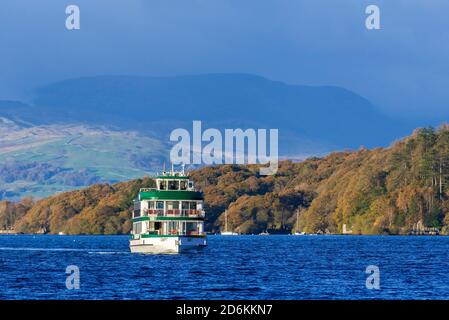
[
  {"left": 220, "top": 210, "right": 238, "bottom": 235},
  {"left": 259, "top": 231, "right": 270, "bottom": 236},
  {"left": 221, "top": 231, "right": 239, "bottom": 236},
  {"left": 292, "top": 209, "right": 305, "bottom": 236}
]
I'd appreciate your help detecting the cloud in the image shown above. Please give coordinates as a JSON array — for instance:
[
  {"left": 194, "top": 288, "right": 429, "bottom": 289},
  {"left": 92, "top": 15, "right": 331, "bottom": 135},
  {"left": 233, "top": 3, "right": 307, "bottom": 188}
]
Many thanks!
[{"left": 0, "top": 0, "right": 448, "bottom": 118}]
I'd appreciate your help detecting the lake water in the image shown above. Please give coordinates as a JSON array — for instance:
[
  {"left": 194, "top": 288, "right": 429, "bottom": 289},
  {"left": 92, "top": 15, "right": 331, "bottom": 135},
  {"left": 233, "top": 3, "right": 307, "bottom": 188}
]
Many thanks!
[{"left": 0, "top": 235, "right": 449, "bottom": 299}]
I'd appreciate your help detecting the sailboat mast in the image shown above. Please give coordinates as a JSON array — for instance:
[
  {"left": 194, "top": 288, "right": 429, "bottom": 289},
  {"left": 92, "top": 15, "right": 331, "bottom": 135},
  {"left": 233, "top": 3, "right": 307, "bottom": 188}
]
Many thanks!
[
  {"left": 225, "top": 210, "right": 228, "bottom": 232},
  {"left": 296, "top": 209, "right": 299, "bottom": 231}
]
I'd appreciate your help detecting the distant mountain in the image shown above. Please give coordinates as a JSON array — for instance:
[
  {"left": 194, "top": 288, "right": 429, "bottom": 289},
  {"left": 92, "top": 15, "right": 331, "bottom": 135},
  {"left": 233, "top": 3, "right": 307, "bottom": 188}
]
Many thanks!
[
  {"left": 0, "top": 74, "right": 421, "bottom": 200},
  {"left": 25, "top": 74, "right": 415, "bottom": 154}
]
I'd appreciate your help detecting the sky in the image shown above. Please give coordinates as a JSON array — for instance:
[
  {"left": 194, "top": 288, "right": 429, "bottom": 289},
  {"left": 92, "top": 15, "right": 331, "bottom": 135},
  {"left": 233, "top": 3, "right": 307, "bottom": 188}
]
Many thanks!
[{"left": 0, "top": 0, "right": 448, "bottom": 120}]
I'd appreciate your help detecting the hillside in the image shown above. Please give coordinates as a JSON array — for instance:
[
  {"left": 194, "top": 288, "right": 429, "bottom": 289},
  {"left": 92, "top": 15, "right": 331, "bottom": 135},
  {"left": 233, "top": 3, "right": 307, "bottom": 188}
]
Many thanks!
[
  {"left": 0, "top": 74, "right": 417, "bottom": 200},
  {"left": 0, "top": 117, "right": 168, "bottom": 200},
  {"left": 2, "top": 125, "right": 449, "bottom": 235}
]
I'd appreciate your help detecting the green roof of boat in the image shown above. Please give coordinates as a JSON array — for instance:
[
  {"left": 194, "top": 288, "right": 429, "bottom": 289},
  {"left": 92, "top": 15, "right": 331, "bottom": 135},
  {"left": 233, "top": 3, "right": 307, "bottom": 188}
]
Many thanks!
[
  {"left": 155, "top": 175, "right": 189, "bottom": 179},
  {"left": 139, "top": 190, "right": 203, "bottom": 200}
]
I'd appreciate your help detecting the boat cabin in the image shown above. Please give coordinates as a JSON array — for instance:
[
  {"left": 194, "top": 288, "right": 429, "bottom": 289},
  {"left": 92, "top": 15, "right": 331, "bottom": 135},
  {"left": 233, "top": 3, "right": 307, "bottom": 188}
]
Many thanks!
[{"left": 131, "top": 171, "right": 205, "bottom": 237}]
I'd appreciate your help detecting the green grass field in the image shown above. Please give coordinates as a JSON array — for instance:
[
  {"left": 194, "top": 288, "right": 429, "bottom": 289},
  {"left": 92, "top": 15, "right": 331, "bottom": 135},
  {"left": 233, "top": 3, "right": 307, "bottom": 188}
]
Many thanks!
[{"left": 0, "top": 125, "right": 170, "bottom": 199}]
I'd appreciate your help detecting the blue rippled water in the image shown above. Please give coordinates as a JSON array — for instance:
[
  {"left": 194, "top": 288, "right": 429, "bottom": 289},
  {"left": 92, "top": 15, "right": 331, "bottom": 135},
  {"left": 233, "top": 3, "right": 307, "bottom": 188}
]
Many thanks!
[{"left": 1, "top": 235, "right": 449, "bottom": 299}]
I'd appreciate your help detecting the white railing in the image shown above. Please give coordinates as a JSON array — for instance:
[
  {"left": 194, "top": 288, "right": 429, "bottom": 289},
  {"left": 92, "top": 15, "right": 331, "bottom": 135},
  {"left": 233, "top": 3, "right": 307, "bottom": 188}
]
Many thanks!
[
  {"left": 143, "top": 209, "right": 205, "bottom": 218},
  {"left": 145, "top": 209, "right": 165, "bottom": 216}
]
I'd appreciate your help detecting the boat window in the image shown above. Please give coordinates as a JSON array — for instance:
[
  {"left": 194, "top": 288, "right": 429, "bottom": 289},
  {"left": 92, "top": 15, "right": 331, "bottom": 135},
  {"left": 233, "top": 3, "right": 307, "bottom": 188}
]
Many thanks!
[
  {"left": 186, "top": 222, "right": 197, "bottom": 234},
  {"left": 133, "top": 222, "right": 142, "bottom": 234},
  {"left": 188, "top": 181, "right": 194, "bottom": 189},
  {"left": 182, "top": 201, "right": 189, "bottom": 210},
  {"left": 190, "top": 202, "right": 197, "bottom": 210},
  {"left": 180, "top": 180, "right": 187, "bottom": 190},
  {"left": 168, "top": 221, "right": 177, "bottom": 233},
  {"left": 148, "top": 201, "right": 155, "bottom": 209},
  {"left": 156, "top": 201, "right": 164, "bottom": 209},
  {"left": 159, "top": 180, "right": 166, "bottom": 190},
  {"left": 168, "top": 180, "right": 179, "bottom": 190},
  {"left": 167, "top": 201, "right": 179, "bottom": 210}
]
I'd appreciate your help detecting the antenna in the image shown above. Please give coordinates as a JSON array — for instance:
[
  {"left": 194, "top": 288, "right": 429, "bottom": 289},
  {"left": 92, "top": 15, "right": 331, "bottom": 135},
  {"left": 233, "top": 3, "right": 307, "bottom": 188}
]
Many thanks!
[
  {"left": 181, "top": 164, "right": 185, "bottom": 175},
  {"left": 171, "top": 163, "right": 174, "bottom": 175}
]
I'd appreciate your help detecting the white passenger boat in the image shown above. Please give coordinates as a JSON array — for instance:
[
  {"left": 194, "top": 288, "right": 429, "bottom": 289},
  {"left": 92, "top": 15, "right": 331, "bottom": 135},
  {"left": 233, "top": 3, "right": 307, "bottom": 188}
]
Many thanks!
[{"left": 129, "top": 169, "right": 207, "bottom": 253}]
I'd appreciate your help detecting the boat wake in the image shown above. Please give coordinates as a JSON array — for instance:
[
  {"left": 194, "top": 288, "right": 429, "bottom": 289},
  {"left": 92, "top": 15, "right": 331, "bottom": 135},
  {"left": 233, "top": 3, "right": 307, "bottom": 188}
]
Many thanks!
[
  {"left": 0, "top": 247, "right": 127, "bottom": 253},
  {"left": 88, "top": 251, "right": 130, "bottom": 255}
]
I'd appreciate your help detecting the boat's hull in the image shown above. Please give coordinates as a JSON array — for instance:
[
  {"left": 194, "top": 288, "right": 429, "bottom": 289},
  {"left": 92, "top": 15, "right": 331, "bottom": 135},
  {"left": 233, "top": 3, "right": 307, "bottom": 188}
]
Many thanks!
[{"left": 130, "top": 236, "right": 207, "bottom": 254}]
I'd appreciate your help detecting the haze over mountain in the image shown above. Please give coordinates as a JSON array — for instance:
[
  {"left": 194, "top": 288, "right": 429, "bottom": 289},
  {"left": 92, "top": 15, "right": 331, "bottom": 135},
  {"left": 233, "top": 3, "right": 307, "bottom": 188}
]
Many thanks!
[
  {"left": 0, "top": 73, "right": 430, "bottom": 200},
  {"left": 5, "top": 74, "right": 417, "bottom": 152}
]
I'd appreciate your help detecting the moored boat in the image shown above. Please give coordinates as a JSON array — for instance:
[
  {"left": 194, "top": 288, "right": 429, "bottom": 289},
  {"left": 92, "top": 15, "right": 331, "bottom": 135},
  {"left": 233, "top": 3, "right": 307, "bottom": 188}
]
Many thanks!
[
  {"left": 220, "top": 210, "right": 238, "bottom": 235},
  {"left": 293, "top": 209, "right": 305, "bottom": 235}
]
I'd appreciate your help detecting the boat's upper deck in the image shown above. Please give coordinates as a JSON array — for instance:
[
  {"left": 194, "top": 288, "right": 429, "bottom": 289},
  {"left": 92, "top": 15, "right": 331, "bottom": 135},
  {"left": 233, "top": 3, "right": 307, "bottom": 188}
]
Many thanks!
[
  {"left": 138, "top": 170, "right": 202, "bottom": 201},
  {"left": 138, "top": 189, "right": 203, "bottom": 201}
]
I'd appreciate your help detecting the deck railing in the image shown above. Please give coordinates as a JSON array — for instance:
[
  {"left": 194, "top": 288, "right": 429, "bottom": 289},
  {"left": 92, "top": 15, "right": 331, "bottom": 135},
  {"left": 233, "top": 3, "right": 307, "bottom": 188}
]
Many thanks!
[
  {"left": 145, "top": 209, "right": 165, "bottom": 216},
  {"left": 137, "top": 231, "right": 205, "bottom": 237},
  {"left": 167, "top": 230, "right": 204, "bottom": 236},
  {"left": 143, "top": 209, "right": 205, "bottom": 218},
  {"left": 167, "top": 209, "right": 204, "bottom": 217}
]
